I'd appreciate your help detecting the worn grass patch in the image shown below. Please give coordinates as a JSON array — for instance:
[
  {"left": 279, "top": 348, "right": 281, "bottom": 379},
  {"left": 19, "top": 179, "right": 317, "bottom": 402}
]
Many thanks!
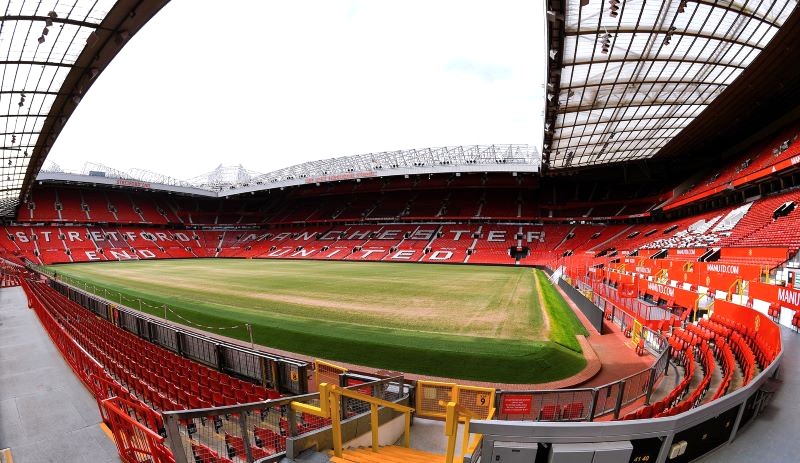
[{"left": 48, "top": 259, "right": 587, "bottom": 383}]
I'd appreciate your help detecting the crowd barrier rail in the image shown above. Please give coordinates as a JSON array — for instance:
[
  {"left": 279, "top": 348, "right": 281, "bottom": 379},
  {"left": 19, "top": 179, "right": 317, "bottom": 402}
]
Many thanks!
[
  {"left": 469, "top": 302, "right": 784, "bottom": 463},
  {"left": 162, "top": 375, "right": 410, "bottom": 463},
  {"left": 29, "top": 264, "right": 309, "bottom": 395}
]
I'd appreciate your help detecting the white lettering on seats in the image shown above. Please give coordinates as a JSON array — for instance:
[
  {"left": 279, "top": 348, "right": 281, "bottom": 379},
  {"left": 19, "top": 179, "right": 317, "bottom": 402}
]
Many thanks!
[
  {"left": 391, "top": 250, "right": 415, "bottom": 260},
  {"left": 429, "top": 251, "right": 453, "bottom": 260}
]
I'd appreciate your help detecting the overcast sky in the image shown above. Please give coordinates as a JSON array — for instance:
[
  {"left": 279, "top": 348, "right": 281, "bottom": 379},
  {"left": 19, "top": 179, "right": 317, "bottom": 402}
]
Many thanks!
[{"left": 47, "top": 0, "right": 546, "bottom": 180}]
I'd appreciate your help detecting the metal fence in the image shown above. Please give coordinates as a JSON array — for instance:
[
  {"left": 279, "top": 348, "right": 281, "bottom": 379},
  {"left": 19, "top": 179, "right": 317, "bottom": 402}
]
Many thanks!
[
  {"left": 102, "top": 397, "right": 173, "bottom": 463},
  {"left": 415, "top": 380, "right": 495, "bottom": 420},
  {"left": 162, "top": 375, "right": 410, "bottom": 463},
  {"left": 31, "top": 266, "right": 309, "bottom": 395},
  {"left": 494, "top": 268, "right": 672, "bottom": 423},
  {"left": 496, "top": 325, "right": 669, "bottom": 422}
]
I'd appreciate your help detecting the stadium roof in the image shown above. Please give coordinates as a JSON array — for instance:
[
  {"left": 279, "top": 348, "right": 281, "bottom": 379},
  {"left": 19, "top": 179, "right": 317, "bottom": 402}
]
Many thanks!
[
  {"left": 7, "top": 0, "right": 800, "bottom": 215},
  {"left": 35, "top": 144, "right": 540, "bottom": 197},
  {"left": 188, "top": 165, "right": 264, "bottom": 192},
  {"left": 543, "top": 0, "right": 799, "bottom": 169},
  {"left": 0, "top": 0, "right": 168, "bottom": 216},
  {"left": 224, "top": 144, "right": 539, "bottom": 196}
]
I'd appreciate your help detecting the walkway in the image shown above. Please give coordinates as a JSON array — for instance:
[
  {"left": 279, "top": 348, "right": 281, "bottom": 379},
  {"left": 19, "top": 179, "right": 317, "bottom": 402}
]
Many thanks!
[
  {"left": 701, "top": 326, "right": 800, "bottom": 462},
  {"left": 0, "top": 287, "right": 119, "bottom": 463},
  {"left": 552, "top": 282, "right": 653, "bottom": 388}
]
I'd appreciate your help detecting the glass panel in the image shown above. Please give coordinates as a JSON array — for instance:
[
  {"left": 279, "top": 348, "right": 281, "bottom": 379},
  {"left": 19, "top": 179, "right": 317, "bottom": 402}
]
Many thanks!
[{"left": 550, "top": 0, "right": 796, "bottom": 167}]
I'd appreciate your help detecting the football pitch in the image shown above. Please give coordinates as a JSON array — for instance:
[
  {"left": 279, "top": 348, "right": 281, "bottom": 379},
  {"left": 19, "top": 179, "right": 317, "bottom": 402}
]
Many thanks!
[{"left": 48, "top": 259, "right": 588, "bottom": 383}]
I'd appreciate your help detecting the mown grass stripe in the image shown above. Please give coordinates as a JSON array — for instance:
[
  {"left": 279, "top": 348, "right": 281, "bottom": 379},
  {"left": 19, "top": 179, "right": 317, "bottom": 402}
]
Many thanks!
[{"left": 49, "top": 259, "right": 586, "bottom": 384}]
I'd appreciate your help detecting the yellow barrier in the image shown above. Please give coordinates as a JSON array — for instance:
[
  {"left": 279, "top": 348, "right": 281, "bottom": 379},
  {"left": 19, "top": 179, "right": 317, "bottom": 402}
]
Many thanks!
[
  {"left": 441, "top": 400, "right": 496, "bottom": 463},
  {"left": 416, "top": 380, "right": 495, "bottom": 420},
  {"left": 290, "top": 380, "right": 414, "bottom": 458},
  {"left": 314, "top": 359, "right": 347, "bottom": 391}
]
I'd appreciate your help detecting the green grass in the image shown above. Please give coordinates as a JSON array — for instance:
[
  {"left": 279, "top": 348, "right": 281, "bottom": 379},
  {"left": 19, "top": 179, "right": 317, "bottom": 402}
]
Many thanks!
[
  {"left": 47, "top": 259, "right": 587, "bottom": 384},
  {"left": 534, "top": 269, "right": 589, "bottom": 352}
]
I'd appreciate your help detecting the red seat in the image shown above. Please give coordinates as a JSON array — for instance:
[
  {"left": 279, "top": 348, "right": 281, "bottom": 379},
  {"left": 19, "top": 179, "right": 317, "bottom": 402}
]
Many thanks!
[
  {"left": 561, "top": 402, "right": 584, "bottom": 420},
  {"left": 224, "top": 432, "right": 246, "bottom": 458},
  {"left": 539, "top": 404, "right": 560, "bottom": 421}
]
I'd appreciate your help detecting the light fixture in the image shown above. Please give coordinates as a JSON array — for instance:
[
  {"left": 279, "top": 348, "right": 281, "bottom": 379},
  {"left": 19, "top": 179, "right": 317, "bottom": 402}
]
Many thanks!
[
  {"left": 600, "top": 32, "right": 612, "bottom": 53},
  {"left": 663, "top": 26, "right": 677, "bottom": 46},
  {"left": 609, "top": 0, "right": 620, "bottom": 17}
]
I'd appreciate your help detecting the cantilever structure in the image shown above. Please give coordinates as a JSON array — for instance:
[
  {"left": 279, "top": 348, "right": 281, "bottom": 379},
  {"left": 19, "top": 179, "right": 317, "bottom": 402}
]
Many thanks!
[
  {"left": 35, "top": 144, "right": 539, "bottom": 197},
  {"left": 0, "top": 0, "right": 169, "bottom": 216},
  {"left": 543, "top": 0, "right": 798, "bottom": 169}
]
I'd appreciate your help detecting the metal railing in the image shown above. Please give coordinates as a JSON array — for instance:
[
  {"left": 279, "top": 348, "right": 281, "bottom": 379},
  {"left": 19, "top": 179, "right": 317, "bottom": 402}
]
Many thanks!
[
  {"left": 442, "top": 401, "right": 495, "bottom": 463},
  {"left": 102, "top": 397, "right": 174, "bottom": 463},
  {"left": 28, "top": 264, "right": 309, "bottom": 395},
  {"left": 496, "top": 325, "right": 669, "bottom": 422},
  {"left": 162, "top": 375, "right": 410, "bottom": 463}
]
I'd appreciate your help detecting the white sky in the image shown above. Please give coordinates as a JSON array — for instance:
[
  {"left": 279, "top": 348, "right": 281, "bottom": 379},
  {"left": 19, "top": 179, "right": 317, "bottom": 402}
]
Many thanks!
[{"left": 47, "top": 0, "right": 546, "bottom": 180}]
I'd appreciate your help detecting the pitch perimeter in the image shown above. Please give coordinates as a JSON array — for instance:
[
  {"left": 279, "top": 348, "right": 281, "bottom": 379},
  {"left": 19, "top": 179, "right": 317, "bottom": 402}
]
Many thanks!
[{"left": 50, "top": 259, "right": 588, "bottom": 383}]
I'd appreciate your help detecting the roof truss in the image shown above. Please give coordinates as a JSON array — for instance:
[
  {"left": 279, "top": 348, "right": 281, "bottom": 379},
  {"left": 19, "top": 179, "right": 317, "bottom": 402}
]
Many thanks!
[{"left": 543, "top": 0, "right": 798, "bottom": 169}]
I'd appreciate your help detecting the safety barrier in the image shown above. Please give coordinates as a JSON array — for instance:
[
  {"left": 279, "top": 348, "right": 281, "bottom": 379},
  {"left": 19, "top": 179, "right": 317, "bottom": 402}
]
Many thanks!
[
  {"left": 29, "top": 265, "right": 309, "bottom": 395},
  {"left": 496, "top": 325, "right": 669, "bottom": 422},
  {"left": 415, "top": 380, "right": 495, "bottom": 420},
  {"left": 302, "top": 379, "right": 414, "bottom": 459},
  {"left": 102, "top": 397, "right": 174, "bottom": 463},
  {"left": 162, "top": 375, "right": 410, "bottom": 463},
  {"left": 468, "top": 303, "right": 784, "bottom": 463},
  {"left": 314, "top": 359, "right": 347, "bottom": 391}
]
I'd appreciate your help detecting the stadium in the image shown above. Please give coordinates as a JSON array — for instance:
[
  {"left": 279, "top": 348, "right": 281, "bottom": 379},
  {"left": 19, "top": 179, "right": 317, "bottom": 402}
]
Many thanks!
[{"left": 0, "top": 1, "right": 798, "bottom": 463}]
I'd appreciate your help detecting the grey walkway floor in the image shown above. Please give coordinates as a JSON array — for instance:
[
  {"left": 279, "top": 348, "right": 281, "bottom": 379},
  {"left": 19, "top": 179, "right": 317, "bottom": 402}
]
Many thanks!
[
  {"left": 0, "top": 287, "right": 120, "bottom": 463},
  {"left": 701, "top": 325, "right": 800, "bottom": 462}
]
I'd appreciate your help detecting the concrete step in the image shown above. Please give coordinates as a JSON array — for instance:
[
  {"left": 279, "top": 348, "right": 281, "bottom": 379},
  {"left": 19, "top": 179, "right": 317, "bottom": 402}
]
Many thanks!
[{"left": 329, "top": 445, "right": 445, "bottom": 463}]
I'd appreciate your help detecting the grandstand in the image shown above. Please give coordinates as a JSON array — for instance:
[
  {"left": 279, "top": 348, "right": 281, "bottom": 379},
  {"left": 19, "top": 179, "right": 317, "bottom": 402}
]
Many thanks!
[{"left": 2, "top": 1, "right": 800, "bottom": 463}]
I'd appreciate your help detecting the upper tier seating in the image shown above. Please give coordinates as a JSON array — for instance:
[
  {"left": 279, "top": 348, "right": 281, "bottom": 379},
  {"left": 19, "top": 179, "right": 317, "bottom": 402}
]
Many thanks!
[
  {"left": 6, "top": 186, "right": 800, "bottom": 267},
  {"left": 669, "top": 123, "right": 800, "bottom": 206}
]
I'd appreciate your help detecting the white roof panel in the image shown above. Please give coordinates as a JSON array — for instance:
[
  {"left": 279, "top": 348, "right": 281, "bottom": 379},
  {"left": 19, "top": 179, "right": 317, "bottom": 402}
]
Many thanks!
[
  {"left": 548, "top": 0, "right": 798, "bottom": 168},
  {"left": 0, "top": 0, "right": 118, "bottom": 214}
]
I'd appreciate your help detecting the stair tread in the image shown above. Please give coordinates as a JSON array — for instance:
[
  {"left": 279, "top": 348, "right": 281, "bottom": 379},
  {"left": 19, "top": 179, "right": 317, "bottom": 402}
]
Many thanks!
[{"left": 329, "top": 445, "right": 446, "bottom": 463}]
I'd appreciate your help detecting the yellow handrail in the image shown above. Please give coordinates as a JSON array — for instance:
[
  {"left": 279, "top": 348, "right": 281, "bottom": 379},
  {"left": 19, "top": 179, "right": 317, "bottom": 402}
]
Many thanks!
[
  {"left": 295, "top": 382, "right": 415, "bottom": 458},
  {"left": 462, "top": 407, "right": 495, "bottom": 459},
  {"left": 693, "top": 293, "right": 708, "bottom": 323},
  {"left": 441, "top": 401, "right": 495, "bottom": 463},
  {"left": 727, "top": 278, "right": 742, "bottom": 301}
]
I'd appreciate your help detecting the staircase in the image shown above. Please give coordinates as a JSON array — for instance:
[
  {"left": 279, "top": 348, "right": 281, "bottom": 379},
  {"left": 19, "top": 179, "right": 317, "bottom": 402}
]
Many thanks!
[{"left": 329, "top": 446, "right": 445, "bottom": 463}]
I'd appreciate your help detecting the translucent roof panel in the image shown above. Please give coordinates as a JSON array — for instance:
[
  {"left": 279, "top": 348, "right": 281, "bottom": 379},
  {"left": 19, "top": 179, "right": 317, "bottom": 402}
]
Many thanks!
[
  {"left": 547, "top": 0, "right": 798, "bottom": 169},
  {"left": 0, "top": 0, "right": 118, "bottom": 215}
]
